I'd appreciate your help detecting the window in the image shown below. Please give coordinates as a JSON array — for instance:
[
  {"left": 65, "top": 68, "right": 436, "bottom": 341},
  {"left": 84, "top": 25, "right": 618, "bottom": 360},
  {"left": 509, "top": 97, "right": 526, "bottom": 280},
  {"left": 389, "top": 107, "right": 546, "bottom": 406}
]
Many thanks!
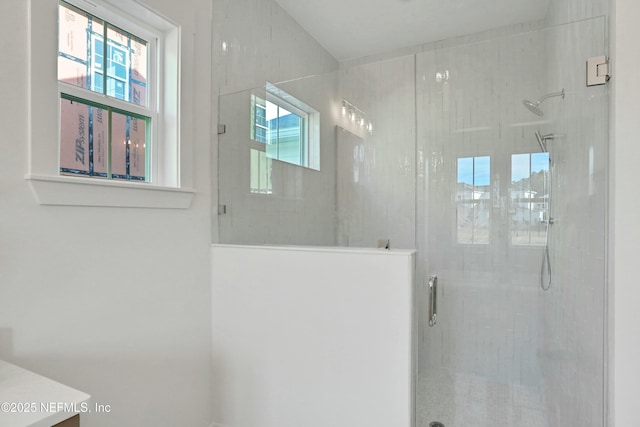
[
  {"left": 510, "top": 153, "right": 550, "bottom": 245},
  {"left": 58, "top": 1, "right": 152, "bottom": 181},
  {"left": 456, "top": 156, "right": 491, "bottom": 244},
  {"left": 250, "top": 84, "right": 320, "bottom": 171},
  {"left": 27, "top": 0, "right": 195, "bottom": 208}
]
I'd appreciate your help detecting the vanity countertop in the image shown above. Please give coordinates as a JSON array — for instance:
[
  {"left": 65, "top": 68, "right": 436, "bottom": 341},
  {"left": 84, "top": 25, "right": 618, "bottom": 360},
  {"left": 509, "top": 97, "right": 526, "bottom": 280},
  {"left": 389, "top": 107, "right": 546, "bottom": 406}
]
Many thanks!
[{"left": 0, "top": 360, "right": 90, "bottom": 427}]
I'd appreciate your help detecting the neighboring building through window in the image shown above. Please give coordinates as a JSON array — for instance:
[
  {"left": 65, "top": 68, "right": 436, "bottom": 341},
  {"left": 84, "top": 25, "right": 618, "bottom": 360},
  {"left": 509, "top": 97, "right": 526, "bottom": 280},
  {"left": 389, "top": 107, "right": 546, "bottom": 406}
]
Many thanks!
[
  {"left": 456, "top": 156, "right": 491, "bottom": 244},
  {"left": 58, "top": 0, "right": 154, "bottom": 181}
]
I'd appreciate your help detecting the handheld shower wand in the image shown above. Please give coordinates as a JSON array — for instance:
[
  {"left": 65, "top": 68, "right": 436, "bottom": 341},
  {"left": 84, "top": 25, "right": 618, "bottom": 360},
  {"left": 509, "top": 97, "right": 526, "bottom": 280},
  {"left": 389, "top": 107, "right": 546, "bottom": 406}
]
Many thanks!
[
  {"left": 535, "top": 131, "right": 555, "bottom": 152},
  {"left": 535, "top": 129, "right": 555, "bottom": 291}
]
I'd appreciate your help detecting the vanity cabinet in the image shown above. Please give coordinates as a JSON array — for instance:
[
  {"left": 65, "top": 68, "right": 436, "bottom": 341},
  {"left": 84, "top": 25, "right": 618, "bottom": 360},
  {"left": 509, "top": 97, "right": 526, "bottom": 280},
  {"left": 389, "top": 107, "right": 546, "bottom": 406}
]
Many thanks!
[{"left": 0, "top": 360, "right": 89, "bottom": 427}]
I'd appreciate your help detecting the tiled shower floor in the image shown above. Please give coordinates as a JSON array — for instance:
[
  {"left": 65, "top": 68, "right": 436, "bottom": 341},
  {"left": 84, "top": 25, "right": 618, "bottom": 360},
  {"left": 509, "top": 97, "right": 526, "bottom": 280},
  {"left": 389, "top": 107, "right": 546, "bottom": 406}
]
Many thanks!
[{"left": 416, "top": 369, "right": 548, "bottom": 427}]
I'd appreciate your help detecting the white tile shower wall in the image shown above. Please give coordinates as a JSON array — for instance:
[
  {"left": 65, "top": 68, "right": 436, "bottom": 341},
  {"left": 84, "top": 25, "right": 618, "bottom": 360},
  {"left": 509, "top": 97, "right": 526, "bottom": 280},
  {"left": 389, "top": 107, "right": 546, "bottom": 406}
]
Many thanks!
[
  {"left": 546, "top": 0, "right": 610, "bottom": 25},
  {"left": 334, "top": 20, "right": 548, "bottom": 254},
  {"left": 337, "top": 55, "right": 417, "bottom": 249},
  {"left": 538, "top": 17, "right": 608, "bottom": 427},
  {"left": 335, "top": 23, "right": 558, "bottom": 425},
  {"left": 334, "top": 10, "right": 608, "bottom": 425},
  {"left": 217, "top": 73, "right": 339, "bottom": 245},
  {"left": 213, "top": 0, "right": 341, "bottom": 246},
  {"left": 213, "top": 0, "right": 338, "bottom": 96},
  {"left": 210, "top": 245, "right": 415, "bottom": 427},
  {"left": 340, "top": 21, "right": 547, "bottom": 70},
  {"left": 415, "top": 28, "right": 548, "bottom": 393}
]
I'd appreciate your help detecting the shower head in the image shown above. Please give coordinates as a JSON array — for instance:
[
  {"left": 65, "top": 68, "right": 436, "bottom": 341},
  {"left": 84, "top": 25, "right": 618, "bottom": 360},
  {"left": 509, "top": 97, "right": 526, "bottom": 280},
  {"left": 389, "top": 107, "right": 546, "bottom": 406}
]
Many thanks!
[
  {"left": 523, "top": 89, "right": 565, "bottom": 117},
  {"left": 524, "top": 100, "right": 544, "bottom": 117},
  {"left": 535, "top": 131, "right": 555, "bottom": 152}
]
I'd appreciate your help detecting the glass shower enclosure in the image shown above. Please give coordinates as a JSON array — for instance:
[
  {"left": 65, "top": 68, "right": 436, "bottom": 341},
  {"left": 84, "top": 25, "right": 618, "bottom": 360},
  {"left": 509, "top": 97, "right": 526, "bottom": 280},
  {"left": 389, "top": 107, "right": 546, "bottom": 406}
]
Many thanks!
[{"left": 217, "top": 16, "right": 609, "bottom": 427}]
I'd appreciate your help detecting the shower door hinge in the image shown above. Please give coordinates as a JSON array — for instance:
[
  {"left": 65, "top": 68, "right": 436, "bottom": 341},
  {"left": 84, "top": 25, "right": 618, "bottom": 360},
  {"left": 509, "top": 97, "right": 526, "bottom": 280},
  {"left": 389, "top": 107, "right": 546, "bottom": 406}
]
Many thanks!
[
  {"left": 587, "top": 56, "right": 611, "bottom": 86},
  {"left": 217, "top": 124, "right": 226, "bottom": 135},
  {"left": 218, "top": 204, "right": 227, "bottom": 215}
]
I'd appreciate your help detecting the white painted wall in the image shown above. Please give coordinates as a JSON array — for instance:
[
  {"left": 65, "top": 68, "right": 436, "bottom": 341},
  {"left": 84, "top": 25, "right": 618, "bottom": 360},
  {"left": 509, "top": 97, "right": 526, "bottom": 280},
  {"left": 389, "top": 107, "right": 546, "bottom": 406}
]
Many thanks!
[
  {"left": 611, "top": 1, "right": 640, "bottom": 426},
  {"left": 210, "top": 245, "right": 415, "bottom": 427},
  {"left": 0, "top": 0, "right": 213, "bottom": 426}
]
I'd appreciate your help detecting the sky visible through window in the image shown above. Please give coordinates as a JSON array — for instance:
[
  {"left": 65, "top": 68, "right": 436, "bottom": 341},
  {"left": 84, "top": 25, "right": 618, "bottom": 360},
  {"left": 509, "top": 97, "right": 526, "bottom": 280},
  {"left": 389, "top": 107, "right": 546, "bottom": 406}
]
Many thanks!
[
  {"left": 458, "top": 156, "right": 490, "bottom": 186},
  {"left": 458, "top": 154, "right": 549, "bottom": 185},
  {"left": 512, "top": 152, "right": 549, "bottom": 183}
]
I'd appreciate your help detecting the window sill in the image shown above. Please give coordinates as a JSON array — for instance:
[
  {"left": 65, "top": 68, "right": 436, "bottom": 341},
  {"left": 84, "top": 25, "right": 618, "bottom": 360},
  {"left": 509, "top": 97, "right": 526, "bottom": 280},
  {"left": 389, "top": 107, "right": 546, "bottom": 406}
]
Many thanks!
[{"left": 25, "top": 174, "right": 195, "bottom": 209}]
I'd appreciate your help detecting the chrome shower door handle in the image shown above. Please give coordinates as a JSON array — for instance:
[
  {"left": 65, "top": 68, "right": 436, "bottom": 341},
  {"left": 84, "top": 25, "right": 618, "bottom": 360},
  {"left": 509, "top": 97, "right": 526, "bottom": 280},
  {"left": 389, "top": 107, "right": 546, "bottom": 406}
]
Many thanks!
[{"left": 428, "top": 275, "right": 437, "bottom": 327}]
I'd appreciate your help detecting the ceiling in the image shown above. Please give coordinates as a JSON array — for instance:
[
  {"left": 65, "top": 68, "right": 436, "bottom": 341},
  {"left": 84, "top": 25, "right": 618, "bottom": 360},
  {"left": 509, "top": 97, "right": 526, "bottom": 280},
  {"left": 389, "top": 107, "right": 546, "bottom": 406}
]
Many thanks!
[{"left": 273, "top": 0, "right": 550, "bottom": 61}]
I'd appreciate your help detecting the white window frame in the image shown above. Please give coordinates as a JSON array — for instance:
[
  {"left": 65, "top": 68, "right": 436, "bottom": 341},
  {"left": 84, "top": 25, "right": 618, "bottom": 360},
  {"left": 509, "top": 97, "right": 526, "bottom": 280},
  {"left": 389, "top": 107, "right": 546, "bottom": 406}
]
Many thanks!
[
  {"left": 58, "top": 0, "right": 158, "bottom": 181},
  {"left": 26, "top": 0, "right": 195, "bottom": 209}
]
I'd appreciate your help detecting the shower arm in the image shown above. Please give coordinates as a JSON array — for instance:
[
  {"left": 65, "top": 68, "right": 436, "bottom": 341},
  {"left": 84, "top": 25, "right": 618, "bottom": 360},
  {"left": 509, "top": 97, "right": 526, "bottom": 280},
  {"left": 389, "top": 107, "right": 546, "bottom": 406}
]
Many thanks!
[{"left": 537, "top": 89, "right": 565, "bottom": 104}]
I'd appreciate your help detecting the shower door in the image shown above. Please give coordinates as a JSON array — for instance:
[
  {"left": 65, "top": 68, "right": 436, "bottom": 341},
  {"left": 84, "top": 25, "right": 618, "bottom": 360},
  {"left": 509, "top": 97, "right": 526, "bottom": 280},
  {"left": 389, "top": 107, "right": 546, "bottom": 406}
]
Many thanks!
[{"left": 415, "top": 18, "right": 608, "bottom": 427}]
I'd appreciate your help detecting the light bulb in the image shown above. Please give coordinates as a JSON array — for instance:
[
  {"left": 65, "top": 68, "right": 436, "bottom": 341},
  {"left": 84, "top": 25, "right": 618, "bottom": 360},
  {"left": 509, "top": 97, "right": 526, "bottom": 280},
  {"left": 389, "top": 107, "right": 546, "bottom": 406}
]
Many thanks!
[{"left": 341, "top": 105, "right": 347, "bottom": 117}]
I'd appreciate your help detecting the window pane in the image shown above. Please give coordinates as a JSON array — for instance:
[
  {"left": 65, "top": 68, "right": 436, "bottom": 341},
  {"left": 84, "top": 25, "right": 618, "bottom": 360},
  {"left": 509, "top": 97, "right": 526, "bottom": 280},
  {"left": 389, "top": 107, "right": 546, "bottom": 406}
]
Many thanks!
[
  {"left": 457, "top": 156, "right": 490, "bottom": 244},
  {"left": 106, "top": 26, "right": 129, "bottom": 101},
  {"left": 92, "top": 31, "right": 105, "bottom": 93},
  {"left": 277, "top": 110, "right": 302, "bottom": 165},
  {"left": 457, "top": 202, "right": 474, "bottom": 244},
  {"left": 531, "top": 152, "right": 549, "bottom": 174},
  {"left": 255, "top": 126, "right": 267, "bottom": 143},
  {"left": 58, "top": 3, "right": 92, "bottom": 89},
  {"left": 251, "top": 91, "right": 317, "bottom": 169},
  {"left": 111, "top": 112, "right": 127, "bottom": 178},
  {"left": 511, "top": 153, "right": 530, "bottom": 188},
  {"left": 457, "top": 157, "right": 473, "bottom": 188},
  {"left": 129, "top": 116, "right": 147, "bottom": 179},
  {"left": 92, "top": 106, "right": 108, "bottom": 175},
  {"left": 111, "top": 111, "right": 148, "bottom": 180},
  {"left": 263, "top": 101, "right": 304, "bottom": 165},
  {"left": 473, "top": 201, "right": 490, "bottom": 244},
  {"left": 250, "top": 149, "right": 259, "bottom": 191},
  {"left": 130, "top": 37, "right": 148, "bottom": 106},
  {"left": 60, "top": 98, "right": 107, "bottom": 177},
  {"left": 474, "top": 156, "right": 490, "bottom": 187},
  {"left": 250, "top": 149, "right": 272, "bottom": 194},
  {"left": 511, "top": 152, "right": 549, "bottom": 245},
  {"left": 265, "top": 100, "right": 278, "bottom": 147},
  {"left": 253, "top": 98, "right": 267, "bottom": 143},
  {"left": 58, "top": 4, "right": 148, "bottom": 107}
]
